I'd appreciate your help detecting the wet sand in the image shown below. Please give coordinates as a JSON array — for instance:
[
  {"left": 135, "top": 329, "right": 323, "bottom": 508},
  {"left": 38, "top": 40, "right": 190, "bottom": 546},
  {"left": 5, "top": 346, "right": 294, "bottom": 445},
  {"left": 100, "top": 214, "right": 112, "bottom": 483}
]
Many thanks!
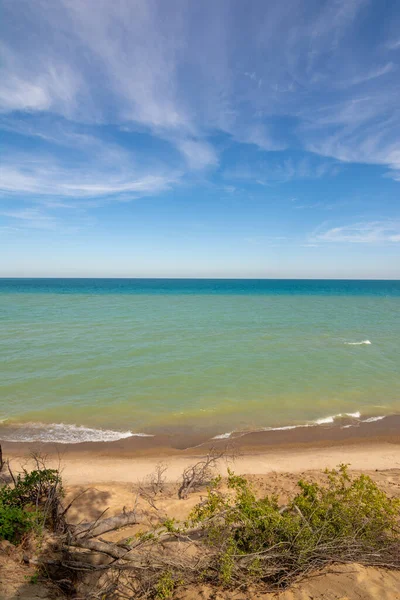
[
  {"left": 1, "top": 414, "right": 399, "bottom": 486},
  {"left": 1, "top": 413, "right": 399, "bottom": 455}
]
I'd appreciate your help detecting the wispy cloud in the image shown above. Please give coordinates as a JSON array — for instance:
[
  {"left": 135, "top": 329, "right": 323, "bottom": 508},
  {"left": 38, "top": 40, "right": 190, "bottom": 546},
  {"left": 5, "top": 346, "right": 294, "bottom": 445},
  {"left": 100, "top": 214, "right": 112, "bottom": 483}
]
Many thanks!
[
  {"left": 0, "top": 0, "right": 399, "bottom": 230},
  {"left": 0, "top": 160, "right": 176, "bottom": 200},
  {"left": 224, "top": 156, "right": 340, "bottom": 185},
  {"left": 339, "top": 62, "right": 395, "bottom": 87},
  {"left": 387, "top": 38, "right": 400, "bottom": 50},
  {"left": 0, "top": 207, "right": 93, "bottom": 233},
  {"left": 1, "top": 0, "right": 399, "bottom": 177},
  {"left": 0, "top": 209, "right": 58, "bottom": 230},
  {"left": 313, "top": 221, "right": 400, "bottom": 244},
  {"left": 0, "top": 119, "right": 179, "bottom": 202},
  {"left": 174, "top": 138, "right": 218, "bottom": 170}
]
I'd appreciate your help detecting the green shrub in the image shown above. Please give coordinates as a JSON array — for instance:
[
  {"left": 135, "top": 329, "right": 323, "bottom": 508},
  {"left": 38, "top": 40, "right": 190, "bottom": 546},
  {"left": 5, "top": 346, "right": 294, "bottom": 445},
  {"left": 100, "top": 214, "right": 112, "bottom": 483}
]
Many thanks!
[
  {"left": 1, "top": 467, "right": 62, "bottom": 507},
  {"left": 0, "top": 466, "right": 63, "bottom": 544},
  {"left": 187, "top": 465, "right": 400, "bottom": 587},
  {"left": 0, "top": 498, "right": 36, "bottom": 543}
]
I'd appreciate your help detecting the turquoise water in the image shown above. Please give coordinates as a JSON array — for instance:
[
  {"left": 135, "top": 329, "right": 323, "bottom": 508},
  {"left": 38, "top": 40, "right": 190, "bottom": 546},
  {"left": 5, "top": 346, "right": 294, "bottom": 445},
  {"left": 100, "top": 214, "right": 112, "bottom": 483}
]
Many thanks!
[{"left": 0, "top": 279, "right": 399, "bottom": 442}]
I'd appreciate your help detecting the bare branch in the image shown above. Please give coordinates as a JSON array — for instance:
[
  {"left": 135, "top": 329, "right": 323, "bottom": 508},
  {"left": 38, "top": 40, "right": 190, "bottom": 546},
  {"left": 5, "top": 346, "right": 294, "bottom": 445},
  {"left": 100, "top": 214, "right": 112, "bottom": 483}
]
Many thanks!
[
  {"left": 178, "top": 445, "right": 234, "bottom": 499},
  {"left": 72, "top": 510, "right": 144, "bottom": 539}
]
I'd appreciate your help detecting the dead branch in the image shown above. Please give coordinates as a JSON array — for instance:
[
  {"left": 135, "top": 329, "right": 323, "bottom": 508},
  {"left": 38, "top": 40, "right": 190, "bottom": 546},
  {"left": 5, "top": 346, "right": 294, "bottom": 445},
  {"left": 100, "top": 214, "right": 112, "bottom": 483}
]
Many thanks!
[
  {"left": 72, "top": 509, "right": 144, "bottom": 539},
  {"left": 178, "top": 445, "right": 233, "bottom": 499},
  {"left": 69, "top": 538, "right": 130, "bottom": 560},
  {"left": 60, "top": 488, "right": 93, "bottom": 518},
  {"left": 134, "top": 462, "right": 169, "bottom": 516},
  {"left": 148, "top": 462, "right": 168, "bottom": 496}
]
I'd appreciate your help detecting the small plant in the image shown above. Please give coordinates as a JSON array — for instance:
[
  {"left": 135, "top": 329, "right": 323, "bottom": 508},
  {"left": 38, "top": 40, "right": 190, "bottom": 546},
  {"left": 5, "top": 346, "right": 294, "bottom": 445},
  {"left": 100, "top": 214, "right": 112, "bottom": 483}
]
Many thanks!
[
  {"left": 0, "top": 461, "right": 64, "bottom": 543},
  {"left": 0, "top": 498, "right": 36, "bottom": 543},
  {"left": 25, "top": 572, "right": 39, "bottom": 585},
  {"left": 155, "top": 570, "right": 176, "bottom": 599},
  {"left": 163, "top": 517, "right": 178, "bottom": 533}
]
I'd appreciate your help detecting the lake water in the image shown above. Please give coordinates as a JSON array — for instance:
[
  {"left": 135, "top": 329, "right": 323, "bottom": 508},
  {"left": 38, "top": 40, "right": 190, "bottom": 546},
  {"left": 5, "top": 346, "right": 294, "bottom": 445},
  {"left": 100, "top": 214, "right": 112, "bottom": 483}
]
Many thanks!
[{"left": 0, "top": 278, "right": 399, "bottom": 442}]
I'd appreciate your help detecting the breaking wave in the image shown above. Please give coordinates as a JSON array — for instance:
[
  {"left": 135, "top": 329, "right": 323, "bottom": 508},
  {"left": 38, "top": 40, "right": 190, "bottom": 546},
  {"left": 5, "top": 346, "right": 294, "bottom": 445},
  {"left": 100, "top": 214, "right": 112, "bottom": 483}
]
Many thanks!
[
  {"left": 212, "top": 411, "right": 386, "bottom": 440},
  {"left": 0, "top": 422, "right": 153, "bottom": 443}
]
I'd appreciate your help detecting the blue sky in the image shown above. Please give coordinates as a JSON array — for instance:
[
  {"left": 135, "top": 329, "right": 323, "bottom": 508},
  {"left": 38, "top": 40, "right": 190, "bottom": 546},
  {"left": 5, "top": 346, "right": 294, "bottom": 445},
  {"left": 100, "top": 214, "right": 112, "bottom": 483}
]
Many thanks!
[{"left": 1, "top": 0, "right": 399, "bottom": 278}]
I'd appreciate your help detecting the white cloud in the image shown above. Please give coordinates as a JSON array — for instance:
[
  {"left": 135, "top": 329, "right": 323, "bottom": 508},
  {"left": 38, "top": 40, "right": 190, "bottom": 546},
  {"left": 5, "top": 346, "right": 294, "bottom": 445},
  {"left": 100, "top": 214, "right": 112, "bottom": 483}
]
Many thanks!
[
  {"left": 0, "top": 40, "right": 83, "bottom": 117},
  {"left": 0, "top": 117, "right": 179, "bottom": 201},
  {"left": 224, "top": 156, "right": 340, "bottom": 184},
  {"left": 0, "top": 0, "right": 399, "bottom": 186},
  {"left": 341, "top": 62, "right": 395, "bottom": 86},
  {"left": 0, "top": 162, "right": 175, "bottom": 200},
  {"left": 387, "top": 38, "right": 400, "bottom": 50},
  {"left": 174, "top": 138, "right": 218, "bottom": 170},
  {"left": 313, "top": 221, "right": 400, "bottom": 243},
  {"left": 0, "top": 207, "right": 96, "bottom": 233},
  {"left": 0, "top": 209, "right": 57, "bottom": 230}
]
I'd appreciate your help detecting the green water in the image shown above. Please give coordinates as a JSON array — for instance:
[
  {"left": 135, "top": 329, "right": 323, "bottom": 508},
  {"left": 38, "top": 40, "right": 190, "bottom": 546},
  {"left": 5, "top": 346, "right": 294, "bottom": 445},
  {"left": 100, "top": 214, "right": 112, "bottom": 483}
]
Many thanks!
[{"left": 0, "top": 279, "right": 399, "bottom": 442}]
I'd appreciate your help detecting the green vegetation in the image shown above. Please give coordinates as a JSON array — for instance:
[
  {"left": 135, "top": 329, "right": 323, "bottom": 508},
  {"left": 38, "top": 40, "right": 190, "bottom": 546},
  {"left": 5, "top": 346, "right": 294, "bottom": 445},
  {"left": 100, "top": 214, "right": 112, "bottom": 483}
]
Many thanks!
[
  {"left": 0, "top": 464, "right": 63, "bottom": 544},
  {"left": 186, "top": 465, "right": 400, "bottom": 587},
  {"left": 0, "top": 498, "right": 36, "bottom": 543},
  {"left": 0, "top": 460, "right": 399, "bottom": 598},
  {"left": 155, "top": 571, "right": 176, "bottom": 599}
]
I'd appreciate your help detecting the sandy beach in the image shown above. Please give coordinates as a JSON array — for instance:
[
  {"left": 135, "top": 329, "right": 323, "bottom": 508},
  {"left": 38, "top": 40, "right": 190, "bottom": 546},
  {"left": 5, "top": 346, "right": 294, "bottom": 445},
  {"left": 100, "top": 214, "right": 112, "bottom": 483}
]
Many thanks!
[
  {"left": 2, "top": 440, "right": 400, "bottom": 487},
  {"left": 2, "top": 425, "right": 400, "bottom": 600},
  {"left": 2, "top": 414, "right": 400, "bottom": 485}
]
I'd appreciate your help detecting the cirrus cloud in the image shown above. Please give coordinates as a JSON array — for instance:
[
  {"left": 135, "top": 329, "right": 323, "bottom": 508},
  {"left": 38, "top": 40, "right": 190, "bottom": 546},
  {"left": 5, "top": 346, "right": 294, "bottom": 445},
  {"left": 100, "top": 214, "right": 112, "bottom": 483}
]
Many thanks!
[{"left": 313, "top": 221, "right": 400, "bottom": 244}]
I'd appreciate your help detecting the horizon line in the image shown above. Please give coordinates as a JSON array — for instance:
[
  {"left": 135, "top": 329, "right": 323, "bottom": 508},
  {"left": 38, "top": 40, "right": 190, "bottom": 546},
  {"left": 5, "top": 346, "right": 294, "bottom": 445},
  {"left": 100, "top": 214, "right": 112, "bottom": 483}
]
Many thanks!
[{"left": 1, "top": 277, "right": 399, "bottom": 282}]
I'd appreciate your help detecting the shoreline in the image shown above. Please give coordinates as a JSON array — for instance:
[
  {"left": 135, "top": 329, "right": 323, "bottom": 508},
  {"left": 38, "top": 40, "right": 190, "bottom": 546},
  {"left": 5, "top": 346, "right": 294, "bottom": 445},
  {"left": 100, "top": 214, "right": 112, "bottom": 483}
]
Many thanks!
[
  {"left": 1, "top": 415, "right": 399, "bottom": 486},
  {"left": 1, "top": 413, "right": 399, "bottom": 454}
]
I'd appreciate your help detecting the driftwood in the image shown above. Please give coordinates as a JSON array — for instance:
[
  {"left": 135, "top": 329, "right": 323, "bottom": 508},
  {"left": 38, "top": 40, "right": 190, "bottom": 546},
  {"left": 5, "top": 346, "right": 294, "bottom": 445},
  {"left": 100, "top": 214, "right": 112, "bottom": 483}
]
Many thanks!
[
  {"left": 69, "top": 537, "right": 130, "bottom": 560},
  {"left": 72, "top": 510, "right": 144, "bottom": 539}
]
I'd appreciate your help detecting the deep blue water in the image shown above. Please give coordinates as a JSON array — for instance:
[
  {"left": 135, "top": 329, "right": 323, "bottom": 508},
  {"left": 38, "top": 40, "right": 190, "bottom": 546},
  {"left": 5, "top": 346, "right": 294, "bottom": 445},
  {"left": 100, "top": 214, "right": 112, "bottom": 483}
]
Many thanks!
[{"left": 1, "top": 278, "right": 400, "bottom": 296}]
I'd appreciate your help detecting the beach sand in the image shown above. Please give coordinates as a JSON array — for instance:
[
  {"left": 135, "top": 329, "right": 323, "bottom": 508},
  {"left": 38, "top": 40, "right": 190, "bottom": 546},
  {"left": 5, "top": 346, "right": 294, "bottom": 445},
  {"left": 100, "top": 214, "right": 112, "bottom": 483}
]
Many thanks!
[
  {"left": 1, "top": 419, "right": 400, "bottom": 599},
  {"left": 2, "top": 413, "right": 400, "bottom": 484}
]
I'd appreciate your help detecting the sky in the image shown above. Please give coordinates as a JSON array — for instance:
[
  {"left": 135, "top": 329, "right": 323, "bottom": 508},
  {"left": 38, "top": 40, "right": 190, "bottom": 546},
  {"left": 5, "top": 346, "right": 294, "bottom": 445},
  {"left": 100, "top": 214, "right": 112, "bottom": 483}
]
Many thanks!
[{"left": 1, "top": 0, "right": 400, "bottom": 278}]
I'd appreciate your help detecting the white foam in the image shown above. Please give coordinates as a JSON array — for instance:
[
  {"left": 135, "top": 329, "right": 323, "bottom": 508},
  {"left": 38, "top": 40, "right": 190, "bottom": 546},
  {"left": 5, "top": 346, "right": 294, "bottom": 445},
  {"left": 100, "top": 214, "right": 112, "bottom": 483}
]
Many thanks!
[
  {"left": 314, "top": 416, "right": 335, "bottom": 425},
  {"left": 314, "top": 411, "right": 360, "bottom": 425},
  {"left": 214, "top": 423, "right": 308, "bottom": 438},
  {"left": 265, "top": 424, "right": 302, "bottom": 431},
  {"left": 344, "top": 411, "right": 361, "bottom": 419},
  {"left": 212, "top": 432, "right": 233, "bottom": 440},
  {"left": 0, "top": 422, "right": 153, "bottom": 443},
  {"left": 345, "top": 340, "right": 371, "bottom": 345},
  {"left": 362, "top": 415, "right": 386, "bottom": 423},
  {"left": 212, "top": 411, "right": 367, "bottom": 440}
]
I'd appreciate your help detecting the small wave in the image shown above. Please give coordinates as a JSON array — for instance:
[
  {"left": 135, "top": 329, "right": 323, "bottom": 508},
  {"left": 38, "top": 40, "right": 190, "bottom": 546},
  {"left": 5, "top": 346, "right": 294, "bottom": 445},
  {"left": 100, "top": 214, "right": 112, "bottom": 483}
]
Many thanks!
[
  {"left": 362, "top": 415, "right": 386, "bottom": 423},
  {"left": 264, "top": 424, "right": 300, "bottom": 431},
  {"left": 344, "top": 340, "right": 371, "bottom": 345},
  {"left": 314, "top": 416, "right": 334, "bottom": 425},
  {"left": 212, "top": 432, "right": 234, "bottom": 440},
  {"left": 212, "top": 411, "right": 367, "bottom": 440},
  {"left": 0, "top": 422, "right": 153, "bottom": 443},
  {"left": 314, "top": 411, "right": 361, "bottom": 425}
]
